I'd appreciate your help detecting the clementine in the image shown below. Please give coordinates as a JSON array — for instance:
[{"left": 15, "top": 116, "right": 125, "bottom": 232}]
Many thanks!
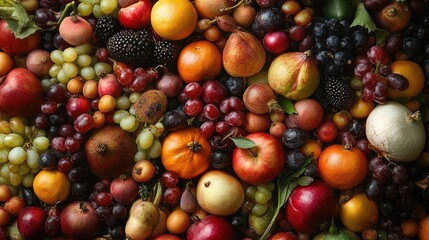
[
  {"left": 339, "top": 192, "right": 379, "bottom": 233},
  {"left": 0, "top": 52, "right": 13, "bottom": 77},
  {"left": 150, "top": 0, "right": 198, "bottom": 40},
  {"left": 33, "top": 169, "right": 71, "bottom": 204},
  {"left": 387, "top": 60, "right": 425, "bottom": 99},
  {"left": 318, "top": 144, "right": 368, "bottom": 190},
  {"left": 177, "top": 40, "right": 222, "bottom": 83},
  {"left": 419, "top": 215, "right": 429, "bottom": 240}
]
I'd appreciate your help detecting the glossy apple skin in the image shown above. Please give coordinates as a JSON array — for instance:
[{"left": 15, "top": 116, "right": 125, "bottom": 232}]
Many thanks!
[
  {"left": 286, "top": 180, "right": 337, "bottom": 234},
  {"left": 17, "top": 206, "right": 47, "bottom": 240},
  {"left": 118, "top": 0, "right": 152, "bottom": 30},
  {"left": 268, "top": 231, "right": 298, "bottom": 240},
  {"left": 232, "top": 132, "right": 285, "bottom": 185},
  {"left": 263, "top": 31, "right": 289, "bottom": 55},
  {"left": 0, "top": 20, "right": 41, "bottom": 56},
  {"left": 0, "top": 68, "right": 45, "bottom": 117}
]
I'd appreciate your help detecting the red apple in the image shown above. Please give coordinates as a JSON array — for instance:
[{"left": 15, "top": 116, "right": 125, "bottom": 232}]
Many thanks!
[
  {"left": 286, "top": 180, "right": 337, "bottom": 234},
  {"left": 232, "top": 132, "right": 285, "bottom": 185},
  {"left": 268, "top": 231, "right": 298, "bottom": 240},
  {"left": 286, "top": 99, "right": 324, "bottom": 131},
  {"left": 263, "top": 31, "right": 289, "bottom": 55},
  {"left": 17, "top": 206, "right": 47, "bottom": 240},
  {"left": 0, "top": 20, "right": 41, "bottom": 56},
  {"left": 315, "top": 119, "right": 338, "bottom": 143},
  {"left": 118, "top": 0, "right": 152, "bottom": 30},
  {"left": 0, "top": 68, "right": 45, "bottom": 117},
  {"left": 152, "top": 234, "right": 182, "bottom": 240}
]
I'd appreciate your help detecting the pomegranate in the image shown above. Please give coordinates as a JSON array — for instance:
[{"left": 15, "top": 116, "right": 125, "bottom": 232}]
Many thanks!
[
  {"left": 286, "top": 180, "right": 337, "bottom": 234},
  {"left": 60, "top": 201, "right": 101, "bottom": 239},
  {"left": 186, "top": 215, "right": 235, "bottom": 240},
  {"left": 110, "top": 174, "right": 139, "bottom": 205},
  {"left": 84, "top": 125, "right": 137, "bottom": 178}
]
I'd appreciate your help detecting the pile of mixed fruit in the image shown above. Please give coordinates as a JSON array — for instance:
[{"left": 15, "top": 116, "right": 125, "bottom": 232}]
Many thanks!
[{"left": 0, "top": 0, "right": 429, "bottom": 239}]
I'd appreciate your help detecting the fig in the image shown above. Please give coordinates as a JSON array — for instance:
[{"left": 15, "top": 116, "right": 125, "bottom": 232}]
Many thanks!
[
  {"left": 222, "top": 30, "right": 266, "bottom": 78},
  {"left": 180, "top": 184, "right": 198, "bottom": 213},
  {"left": 84, "top": 125, "right": 136, "bottom": 178},
  {"left": 134, "top": 90, "right": 168, "bottom": 124}
]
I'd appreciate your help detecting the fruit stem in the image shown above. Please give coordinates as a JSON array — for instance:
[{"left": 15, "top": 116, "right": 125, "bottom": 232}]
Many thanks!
[
  {"left": 187, "top": 141, "right": 202, "bottom": 152},
  {"left": 151, "top": 181, "right": 162, "bottom": 207},
  {"left": 96, "top": 143, "right": 108, "bottom": 155},
  {"left": 328, "top": 218, "right": 339, "bottom": 235},
  {"left": 247, "top": 148, "right": 257, "bottom": 157},
  {"left": 220, "top": 0, "right": 244, "bottom": 12},
  {"left": 56, "top": 1, "right": 76, "bottom": 27},
  {"left": 408, "top": 110, "right": 421, "bottom": 121},
  {"left": 79, "top": 202, "right": 88, "bottom": 213}
]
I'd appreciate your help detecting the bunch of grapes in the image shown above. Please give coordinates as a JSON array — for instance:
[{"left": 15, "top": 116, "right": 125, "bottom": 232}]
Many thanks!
[
  {"left": 0, "top": 117, "right": 47, "bottom": 190},
  {"left": 312, "top": 18, "right": 372, "bottom": 76},
  {"left": 354, "top": 46, "right": 409, "bottom": 104},
  {"left": 134, "top": 123, "right": 164, "bottom": 162},
  {"left": 48, "top": 43, "right": 113, "bottom": 83},
  {"left": 78, "top": 0, "right": 119, "bottom": 18}
]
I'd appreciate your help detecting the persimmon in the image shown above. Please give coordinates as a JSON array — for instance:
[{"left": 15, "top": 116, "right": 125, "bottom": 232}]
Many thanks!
[{"left": 177, "top": 40, "right": 222, "bottom": 83}]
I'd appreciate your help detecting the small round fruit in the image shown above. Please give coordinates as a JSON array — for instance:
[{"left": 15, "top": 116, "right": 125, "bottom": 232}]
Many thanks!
[
  {"left": 0, "top": 52, "right": 13, "bottom": 76},
  {"left": 59, "top": 16, "right": 92, "bottom": 46},
  {"left": 132, "top": 159, "right": 155, "bottom": 182},
  {"left": 339, "top": 192, "right": 379, "bottom": 233},
  {"left": 32, "top": 169, "right": 71, "bottom": 204},
  {"left": 166, "top": 209, "right": 190, "bottom": 234},
  {"left": 387, "top": 60, "right": 425, "bottom": 99}
]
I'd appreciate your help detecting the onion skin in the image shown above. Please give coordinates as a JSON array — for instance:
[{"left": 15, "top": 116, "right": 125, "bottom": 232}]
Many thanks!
[
  {"left": 268, "top": 51, "right": 320, "bottom": 101},
  {"left": 365, "top": 101, "right": 426, "bottom": 162}
]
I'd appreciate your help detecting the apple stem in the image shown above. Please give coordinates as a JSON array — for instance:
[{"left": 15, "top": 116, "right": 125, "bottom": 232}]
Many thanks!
[
  {"left": 56, "top": 1, "right": 76, "bottom": 27},
  {"left": 248, "top": 148, "right": 257, "bottom": 157}
]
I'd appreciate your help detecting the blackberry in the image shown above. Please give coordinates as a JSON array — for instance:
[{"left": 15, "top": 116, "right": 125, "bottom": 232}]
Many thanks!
[
  {"left": 322, "top": 75, "right": 354, "bottom": 110},
  {"left": 107, "top": 29, "right": 155, "bottom": 68},
  {"left": 153, "top": 40, "right": 182, "bottom": 66},
  {"left": 94, "top": 15, "right": 122, "bottom": 46}
]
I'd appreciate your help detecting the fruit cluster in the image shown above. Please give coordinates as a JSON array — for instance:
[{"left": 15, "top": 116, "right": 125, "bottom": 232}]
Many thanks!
[{"left": 0, "top": 0, "right": 428, "bottom": 239}]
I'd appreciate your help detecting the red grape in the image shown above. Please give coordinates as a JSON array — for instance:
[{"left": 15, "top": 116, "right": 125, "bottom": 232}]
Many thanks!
[
  {"left": 163, "top": 186, "right": 181, "bottom": 206},
  {"left": 95, "top": 192, "right": 113, "bottom": 207},
  {"left": 161, "top": 171, "right": 179, "bottom": 188},
  {"left": 73, "top": 113, "right": 94, "bottom": 134}
]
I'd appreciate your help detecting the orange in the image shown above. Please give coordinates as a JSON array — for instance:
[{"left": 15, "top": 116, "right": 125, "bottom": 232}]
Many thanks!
[
  {"left": 0, "top": 52, "right": 13, "bottom": 77},
  {"left": 419, "top": 215, "right": 429, "bottom": 240},
  {"left": 339, "top": 192, "right": 379, "bottom": 233},
  {"left": 150, "top": 0, "right": 198, "bottom": 40},
  {"left": 401, "top": 218, "right": 419, "bottom": 238},
  {"left": 33, "top": 169, "right": 70, "bottom": 205},
  {"left": 177, "top": 40, "right": 222, "bottom": 83},
  {"left": 387, "top": 60, "right": 425, "bottom": 99},
  {"left": 318, "top": 144, "right": 368, "bottom": 190}
]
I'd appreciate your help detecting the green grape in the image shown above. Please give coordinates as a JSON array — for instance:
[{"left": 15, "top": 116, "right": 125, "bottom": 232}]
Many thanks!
[
  {"left": 115, "top": 95, "right": 131, "bottom": 110},
  {"left": 92, "top": 4, "right": 103, "bottom": 18},
  {"left": 26, "top": 149, "right": 39, "bottom": 169},
  {"left": 0, "top": 164, "right": 9, "bottom": 179},
  {"left": 113, "top": 110, "right": 130, "bottom": 124},
  {"left": 0, "top": 177, "right": 9, "bottom": 185},
  {"left": 241, "top": 198, "right": 255, "bottom": 214},
  {"left": 120, "top": 115, "right": 138, "bottom": 132},
  {"left": 152, "top": 122, "right": 165, "bottom": 137},
  {"left": 9, "top": 172, "right": 23, "bottom": 186},
  {"left": 63, "top": 47, "right": 78, "bottom": 62},
  {"left": 245, "top": 185, "right": 257, "bottom": 199},
  {"left": 32, "top": 136, "right": 50, "bottom": 151},
  {"left": 30, "top": 168, "right": 40, "bottom": 174},
  {"left": 129, "top": 92, "right": 141, "bottom": 103},
  {"left": 3, "top": 133, "right": 24, "bottom": 148},
  {"left": 0, "top": 133, "right": 6, "bottom": 148},
  {"left": 100, "top": 0, "right": 118, "bottom": 14},
  {"left": 80, "top": 66, "right": 96, "bottom": 80},
  {"left": 50, "top": 49, "right": 64, "bottom": 65},
  {"left": 56, "top": 69, "right": 70, "bottom": 84},
  {"left": 128, "top": 106, "right": 136, "bottom": 115},
  {"left": 256, "top": 184, "right": 272, "bottom": 195},
  {"left": 0, "top": 148, "right": 9, "bottom": 163},
  {"left": 77, "top": 54, "right": 93, "bottom": 67},
  {"left": 22, "top": 173, "right": 35, "bottom": 188},
  {"left": 0, "top": 121, "right": 11, "bottom": 134},
  {"left": 18, "top": 163, "right": 30, "bottom": 175},
  {"left": 8, "top": 147, "right": 26, "bottom": 165},
  {"left": 251, "top": 203, "right": 268, "bottom": 216},
  {"left": 41, "top": 79, "right": 54, "bottom": 90},
  {"left": 138, "top": 130, "right": 154, "bottom": 150},
  {"left": 9, "top": 117, "right": 25, "bottom": 135},
  {"left": 78, "top": 2, "right": 93, "bottom": 16},
  {"left": 254, "top": 190, "right": 272, "bottom": 205},
  {"left": 148, "top": 139, "right": 161, "bottom": 159},
  {"left": 62, "top": 62, "right": 79, "bottom": 78},
  {"left": 49, "top": 64, "right": 62, "bottom": 77},
  {"left": 8, "top": 163, "right": 18, "bottom": 173},
  {"left": 94, "top": 62, "right": 112, "bottom": 77},
  {"left": 134, "top": 150, "right": 148, "bottom": 162},
  {"left": 75, "top": 43, "right": 93, "bottom": 55},
  {"left": 24, "top": 125, "right": 32, "bottom": 138}
]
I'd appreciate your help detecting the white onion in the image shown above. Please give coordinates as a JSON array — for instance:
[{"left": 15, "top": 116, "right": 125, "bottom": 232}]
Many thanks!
[{"left": 365, "top": 101, "right": 426, "bottom": 162}]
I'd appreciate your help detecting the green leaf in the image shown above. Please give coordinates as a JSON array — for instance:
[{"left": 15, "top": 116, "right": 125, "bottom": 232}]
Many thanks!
[
  {"left": 278, "top": 95, "right": 296, "bottom": 115},
  {"left": 0, "top": 3, "right": 41, "bottom": 39},
  {"left": 229, "top": 137, "right": 256, "bottom": 149},
  {"left": 297, "top": 176, "right": 314, "bottom": 186},
  {"left": 350, "top": 2, "right": 390, "bottom": 46}
]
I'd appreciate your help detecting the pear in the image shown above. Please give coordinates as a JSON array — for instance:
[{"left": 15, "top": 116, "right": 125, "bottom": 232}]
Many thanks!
[{"left": 222, "top": 30, "right": 266, "bottom": 78}]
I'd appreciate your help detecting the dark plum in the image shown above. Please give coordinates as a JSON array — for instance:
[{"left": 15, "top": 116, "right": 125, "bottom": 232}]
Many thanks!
[
  {"left": 210, "top": 150, "right": 231, "bottom": 169},
  {"left": 385, "top": 33, "right": 402, "bottom": 56},
  {"left": 71, "top": 181, "right": 92, "bottom": 200},
  {"left": 364, "top": 0, "right": 387, "bottom": 10},
  {"left": 38, "top": 151, "right": 58, "bottom": 170},
  {"left": 254, "top": 7, "right": 284, "bottom": 32},
  {"left": 403, "top": 37, "right": 422, "bottom": 57},
  {"left": 221, "top": 76, "right": 246, "bottom": 97},
  {"left": 281, "top": 127, "right": 307, "bottom": 149},
  {"left": 162, "top": 110, "right": 188, "bottom": 131},
  {"left": 284, "top": 149, "right": 306, "bottom": 170}
]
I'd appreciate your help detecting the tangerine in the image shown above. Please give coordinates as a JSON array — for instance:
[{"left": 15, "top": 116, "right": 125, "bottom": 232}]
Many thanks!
[
  {"left": 339, "top": 192, "right": 379, "bottom": 233},
  {"left": 0, "top": 52, "right": 13, "bottom": 77},
  {"left": 419, "top": 215, "right": 429, "bottom": 240},
  {"left": 151, "top": 0, "right": 198, "bottom": 40},
  {"left": 33, "top": 169, "right": 71, "bottom": 205},
  {"left": 166, "top": 208, "right": 190, "bottom": 234},
  {"left": 387, "top": 60, "right": 425, "bottom": 99},
  {"left": 177, "top": 40, "right": 222, "bottom": 83},
  {"left": 318, "top": 144, "right": 368, "bottom": 190}
]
